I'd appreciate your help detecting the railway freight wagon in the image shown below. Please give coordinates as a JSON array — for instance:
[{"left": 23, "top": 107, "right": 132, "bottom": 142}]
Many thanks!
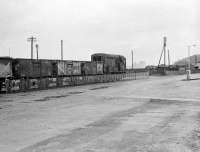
[
  {"left": 57, "top": 60, "right": 84, "bottom": 76},
  {"left": 0, "top": 57, "right": 13, "bottom": 91},
  {"left": 72, "top": 61, "right": 82, "bottom": 75},
  {"left": 57, "top": 60, "right": 73, "bottom": 76},
  {"left": 81, "top": 61, "right": 103, "bottom": 75},
  {"left": 0, "top": 53, "right": 128, "bottom": 93},
  {"left": 91, "top": 53, "right": 126, "bottom": 74},
  {"left": 12, "top": 59, "right": 56, "bottom": 78},
  {"left": 0, "top": 57, "right": 13, "bottom": 78}
]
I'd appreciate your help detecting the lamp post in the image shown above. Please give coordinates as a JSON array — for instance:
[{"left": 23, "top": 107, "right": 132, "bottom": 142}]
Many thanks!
[{"left": 186, "top": 44, "right": 196, "bottom": 80}]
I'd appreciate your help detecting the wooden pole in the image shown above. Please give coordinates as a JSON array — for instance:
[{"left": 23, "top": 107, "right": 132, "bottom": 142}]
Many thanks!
[{"left": 61, "top": 40, "right": 63, "bottom": 60}]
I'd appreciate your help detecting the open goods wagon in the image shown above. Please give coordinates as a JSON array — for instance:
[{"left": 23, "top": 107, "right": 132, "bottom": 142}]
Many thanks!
[
  {"left": 57, "top": 60, "right": 83, "bottom": 76},
  {"left": 91, "top": 53, "right": 126, "bottom": 74},
  {"left": 12, "top": 59, "right": 56, "bottom": 78},
  {"left": 0, "top": 57, "right": 12, "bottom": 78},
  {"left": 0, "top": 57, "right": 13, "bottom": 91},
  {"left": 81, "top": 61, "right": 103, "bottom": 75},
  {"left": 57, "top": 60, "right": 73, "bottom": 76},
  {"left": 0, "top": 53, "right": 128, "bottom": 93},
  {"left": 56, "top": 60, "right": 103, "bottom": 76},
  {"left": 0, "top": 54, "right": 126, "bottom": 79}
]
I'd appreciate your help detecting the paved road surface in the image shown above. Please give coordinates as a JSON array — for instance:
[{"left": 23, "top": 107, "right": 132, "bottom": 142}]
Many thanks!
[{"left": 1, "top": 74, "right": 200, "bottom": 152}]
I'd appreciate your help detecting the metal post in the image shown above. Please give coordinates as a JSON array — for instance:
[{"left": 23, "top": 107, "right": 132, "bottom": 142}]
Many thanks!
[
  {"left": 187, "top": 45, "right": 191, "bottom": 80},
  {"left": 186, "top": 44, "right": 196, "bottom": 80},
  {"left": 188, "top": 46, "right": 191, "bottom": 71}
]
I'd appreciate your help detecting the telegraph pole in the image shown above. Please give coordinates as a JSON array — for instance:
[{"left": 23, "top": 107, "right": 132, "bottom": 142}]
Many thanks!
[
  {"left": 27, "top": 36, "right": 37, "bottom": 59},
  {"left": 61, "top": 40, "right": 63, "bottom": 60},
  {"left": 157, "top": 36, "right": 167, "bottom": 75},
  {"left": 131, "top": 49, "right": 133, "bottom": 69},
  {"left": 163, "top": 37, "right": 167, "bottom": 67},
  {"left": 35, "top": 44, "right": 39, "bottom": 60},
  {"left": 168, "top": 49, "right": 170, "bottom": 66}
]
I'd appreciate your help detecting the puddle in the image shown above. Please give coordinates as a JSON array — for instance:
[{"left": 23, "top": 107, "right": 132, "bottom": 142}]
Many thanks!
[
  {"left": 19, "top": 93, "right": 32, "bottom": 96},
  {"left": 68, "top": 91, "right": 84, "bottom": 95},
  {"left": 0, "top": 104, "right": 12, "bottom": 109},
  {"left": 21, "top": 101, "right": 33, "bottom": 103},
  {"left": 34, "top": 91, "right": 84, "bottom": 102},
  {"left": 34, "top": 95, "right": 69, "bottom": 102},
  {"left": 149, "top": 98, "right": 180, "bottom": 105},
  {"left": 149, "top": 99, "right": 163, "bottom": 103},
  {"left": 90, "top": 86, "right": 111, "bottom": 90},
  {"left": 0, "top": 99, "right": 13, "bottom": 102},
  {"left": 182, "top": 78, "right": 200, "bottom": 81}
]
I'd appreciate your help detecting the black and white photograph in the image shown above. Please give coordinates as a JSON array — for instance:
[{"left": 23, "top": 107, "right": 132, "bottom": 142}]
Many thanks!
[{"left": 0, "top": 0, "right": 200, "bottom": 151}]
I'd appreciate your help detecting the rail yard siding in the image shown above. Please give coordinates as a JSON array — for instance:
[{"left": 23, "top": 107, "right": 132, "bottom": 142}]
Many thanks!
[{"left": 0, "top": 71, "right": 149, "bottom": 93}]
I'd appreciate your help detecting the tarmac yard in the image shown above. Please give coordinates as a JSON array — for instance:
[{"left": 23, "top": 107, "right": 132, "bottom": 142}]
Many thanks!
[{"left": 1, "top": 74, "right": 200, "bottom": 152}]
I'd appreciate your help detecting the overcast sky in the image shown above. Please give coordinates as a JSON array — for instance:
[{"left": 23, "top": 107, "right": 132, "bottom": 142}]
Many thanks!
[{"left": 0, "top": 0, "right": 199, "bottom": 66}]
